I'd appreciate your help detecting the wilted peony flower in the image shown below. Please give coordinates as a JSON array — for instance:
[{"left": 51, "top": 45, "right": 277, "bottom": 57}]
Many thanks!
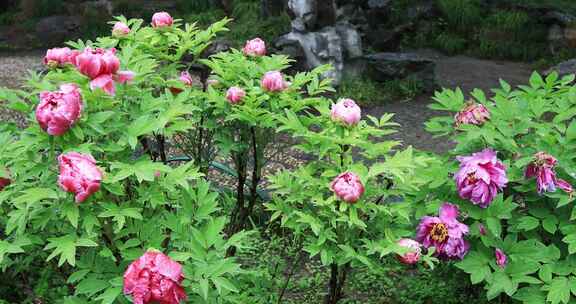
[
  {"left": 330, "top": 172, "right": 365, "bottom": 203},
  {"left": 243, "top": 38, "right": 266, "bottom": 57},
  {"left": 151, "top": 12, "right": 173, "bottom": 28},
  {"left": 454, "top": 102, "right": 490, "bottom": 127},
  {"left": 525, "top": 152, "right": 573, "bottom": 194},
  {"left": 455, "top": 149, "right": 508, "bottom": 208},
  {"left": 0, "top": 168, "right": 10, "bottom": 191},
  {"left": 261, "top": 71, "right": 288, "bottom": 92},
  {"left": 43, "top": 47, "right": 77, "bottom": 68},
  {"left": 396, "top": 238, "right": 421, "bottom": 265},
  {"left": 331, "top": 98, "right": 361, "bottom": 126},
  {"left": 74, "top": 47, "right": 134, "bottom": 95},
  {"left": 495, "top": 248, "right": 507, "bottom": 268},
  {"left": 112, "top": 22, "right": 130, "bottom": 36},
  {"left": 58, "top": 152, "right": 102, "bottom": 203},
  {"left": 416, "top": 203, "right": 469, "bottom": 260},
  {"left": 36, "top": 84, "right": 83, "bottom": 136},
  {"left": 123, "top": 251, "right": 187, "bottom": 304},
  {"left": 226, "top": 86, "right": 246, "bottom": 104}
]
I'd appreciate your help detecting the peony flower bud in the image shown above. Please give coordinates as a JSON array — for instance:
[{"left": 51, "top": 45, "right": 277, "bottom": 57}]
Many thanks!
[
  {"left": 43, "top": 47, "right": 76, "bottom": 68},
  {"left": 151, "top": 12, "right": 173, "bottom": 28},
  {"left": 243, "top": 38, "right": 266, "bottom": 57},
  {"left": 58, "top": 152, "right": 102, "bottom": 203},
  {"left": 261, "top": 71, "right": 288, "bottom": 92},
  {"left": 179, "top": 71, "right": 193, "bottom": 86},
  {"left": 330, "top": 172, "right": 364, "bottom": 203},
  {"left": 478, "top": 223, "right": 487, "bottom": 235},
  {"left": 112, "top": 22, "right": 130, "bottom": 37},
  {"left": 330, "top": 98, "right": 361, "bottom": 126},
  {"left": 455, "top": 149, "right": 507, "bottom": 208},
  {"left": 124, "top": 251, "right": 187, "bottom": 304},
  {"left": 226, "top": 86, "right": 246, "bottom": 104},
  {"left": 454, "top": 102, "right": 490, "bottom": 127},
  {"left": 396, "top": 238, "right": 421, "bottom": 265},
  {"left": 495, "top": 248, "right": 507, "bottom": 268},
  {"left": 36, "top": 84, "right": 83, "bottom": 136}
]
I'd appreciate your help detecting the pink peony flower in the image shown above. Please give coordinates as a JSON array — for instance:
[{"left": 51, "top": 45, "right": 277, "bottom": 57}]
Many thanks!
[
  {"left": 36, "top": 84, "right": 83, "bottom": 136},
  {"left": 123, "top": 251, "right": 187, "bottom": 304},
  {"left": 58, "top": 152, "right": 102, "bottom": 203},
  {"left": 43, "top": 47, "right": 76, "bottom": 68},
  {"left": 112, "top": 22, "right": 130, "bottom": 37},
  {"left": 170, "top": 71, "right": 193, "bottom": 94},
  {"left": 525, "top": 152, "right": 573, "bottom": 194},
  {"left": 454, "top": 102, "right": 490, "bottom": 127},
  {"left": 455, "top": 149, "right": 508, "bottom": 208},
  {"left": 416, "top": 203, "right": 469, "bottom": 260},
  {"left": 330, "top": 98, "right": 361, "bottom": 126},
  {"left": 74, "top": 47, "right": 134, "bottom": 96},
  {"left": 495, "top": 248, "right": 507, "bottom": 268},
  {"left": 397, "top": 238, "right": 421, "bottom": 265},
  {"left": 261, "top": 71, "right": 288, "bottom": 92},
  {"left": 330, "top": 172, "right": 365, "bottom": 203},
  {"left": 151, "top": 12, "right": 173, "bottom": 28},
  {"left": 243, "top": 38, "right": 266, "bottom": 57},
  {"left": 226, "top": 86, "right": 246, "bottom": 104}
]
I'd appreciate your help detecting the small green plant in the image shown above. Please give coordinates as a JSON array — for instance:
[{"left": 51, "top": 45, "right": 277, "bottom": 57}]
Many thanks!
[
  {"left": 434, "top": 32, "right": 467, "bottom": 55},
  {"left": 436, "top": 0, "right": 482, "bottom": 33}
]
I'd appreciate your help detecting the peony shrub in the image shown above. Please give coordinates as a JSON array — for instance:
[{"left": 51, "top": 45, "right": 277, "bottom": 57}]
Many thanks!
[
  {"left": 0, "top": 13, "right": 248, "bottom": 303},
  {"left": 422, "top": 72, "right": 576, "bottom": 303},
  {"left": 266, "top": 96, "right": 436, "bottom": 303}
]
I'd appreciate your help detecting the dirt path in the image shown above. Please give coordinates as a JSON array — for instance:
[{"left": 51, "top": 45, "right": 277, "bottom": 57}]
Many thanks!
[{"left": 365, "top": 53, "right": 534, "bottom": 153}]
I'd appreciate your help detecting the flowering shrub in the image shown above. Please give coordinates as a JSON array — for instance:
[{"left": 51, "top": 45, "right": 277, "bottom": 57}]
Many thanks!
[
  {"left": 423, "top": 72, "right": 576, "bottom": 303},
  {"left": 0, "top": 13, "right": 250, "bottom": 303},
  {"left": 266, "top": 97, "right": 435, "bottom": 303}
]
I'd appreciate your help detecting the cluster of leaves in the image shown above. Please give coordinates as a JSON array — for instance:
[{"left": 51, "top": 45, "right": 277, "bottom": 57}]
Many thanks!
[{"left": 424, "top": 72, "right": 576, "bottom": 303}]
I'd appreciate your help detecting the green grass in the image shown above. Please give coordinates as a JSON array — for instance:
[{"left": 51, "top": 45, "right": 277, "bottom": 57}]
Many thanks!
[{"left": 337, "top": 76, "right": 424, "bottom": 106}]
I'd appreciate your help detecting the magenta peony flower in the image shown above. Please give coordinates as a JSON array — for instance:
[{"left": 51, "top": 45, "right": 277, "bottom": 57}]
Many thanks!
[
  {"left": 151, "top": 12, "right": 173, "bottom": 28},
  {"left": 455, "top": 149, "right": 508, "bottom": 208},
  {"left": 112, "top": 22, "right": 130, "bottom": 36},
  {"left": 416, "top": 203, "right": 469, "bottom": 260},
  {"left": 226, "top": 86, "right": 246, "bottom": 104},
  {"left": 123, "top": 251, "right": 187, "bottom": 304},
  {"left": 243, "top": 38, "right": 266, "bottom": 57},
  {"left": 330, "top": 98, "right": 361, "bottom": 126},
  {"left": 525, "top": 152, "right": 573, "bottom": 194},
  {"left": 43, "top": 47, "right": 76, "bottom": 68},
  {"left": 330, "top": 172, "right": 365, "bottom": 203},
  {"left": 74, "top": 47, "right": 133, "bottom": 95},
  {"left": 396, "top": 238, "right": 421, "bottom": 265},
  {"left": 495, "top": 248, "right": 507, "bottom": 268},
  {"left": 57, "top": 152, "right": 102, "bottom": 203},
  {"left": 261, "top": 71, "right": 288, "bottom": 92},
  {"left": 36, "top": 84, "right": 83, "bottom": 136},
  {"left": 454, "top": 102, "right": 490, "bottom": 127}
]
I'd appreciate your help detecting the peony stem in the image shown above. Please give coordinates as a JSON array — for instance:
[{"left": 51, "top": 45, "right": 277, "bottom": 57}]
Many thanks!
[{"left": 49, "top": 136, "right": 55, "bottom": 162}]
